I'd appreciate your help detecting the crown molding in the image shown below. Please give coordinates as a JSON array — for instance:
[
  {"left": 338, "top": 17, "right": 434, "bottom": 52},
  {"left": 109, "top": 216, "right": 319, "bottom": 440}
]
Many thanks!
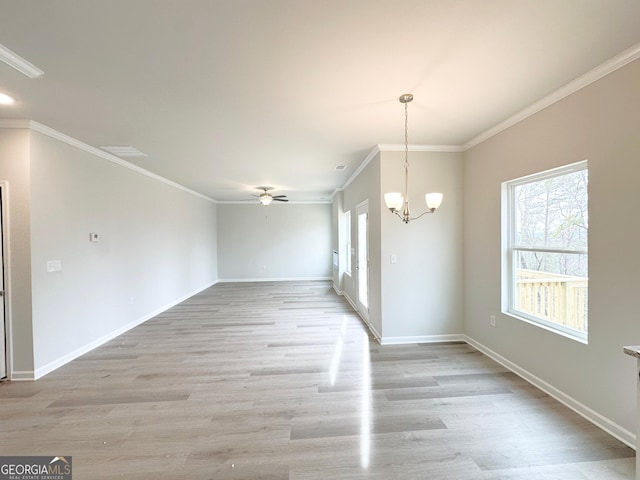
[
  {"left": 339, "top": 143, "right": 462, "bottom": 197},
  {"left": 5, "top": 41, "right": 639, "bottom": 206},
  {"left": 218, "top": 200, "right": 331, "bottom": 205},
  {"left": 463, "top": 41, "right": 640, "bottom": 150},
  {"left": 377, "top": 143, "right": 464, "bottom": 153},
  {"left": 0, "top": 119, "right": 216, "bottom": 203},
  {"left": 343, "top": 42, "right": 640, "bottom": 192},
  {"left": 0, "top": 119, "right": 31, "bottom": 128},
  {"left": 0, "top": 43, "right": 44, "bottom": 78},
  {"left": 341, "top": 145, "right": 381, "bottom": 191}
]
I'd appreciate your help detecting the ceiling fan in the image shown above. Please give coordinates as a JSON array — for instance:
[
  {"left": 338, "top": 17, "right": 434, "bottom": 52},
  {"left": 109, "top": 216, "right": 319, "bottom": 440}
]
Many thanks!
[{"left": 253, "top": 187, "right": 288, "bottom": 205}]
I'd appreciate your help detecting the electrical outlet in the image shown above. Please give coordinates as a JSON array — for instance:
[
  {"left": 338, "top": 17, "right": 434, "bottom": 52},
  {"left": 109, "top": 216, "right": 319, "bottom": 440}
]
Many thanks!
[{"left": 490, "top": 315, "right": 496, "bottom": 327}]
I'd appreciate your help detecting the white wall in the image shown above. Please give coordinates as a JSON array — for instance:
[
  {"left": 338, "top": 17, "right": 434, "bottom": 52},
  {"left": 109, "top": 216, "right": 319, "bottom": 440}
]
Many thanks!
[
  {"left": 342, "top": 153, "right": 382, "bottom": 337},
  {"left": 339, "top": 149, "right": 463, "bottom": 343},
  {"left": 217, "top": 203, "right": 332, "bottom": 280},
  {"left": 2, "top": 126, "right": 218, "bottom": 378},
  {"left": 0, "top": 127, "right": 34, "bottom": 377},
  {"left": 380, "top": 150, "right": 463, "bottom": 341},
  {"left": 463, "top": 58, "right": 640, "bottom": 442}
]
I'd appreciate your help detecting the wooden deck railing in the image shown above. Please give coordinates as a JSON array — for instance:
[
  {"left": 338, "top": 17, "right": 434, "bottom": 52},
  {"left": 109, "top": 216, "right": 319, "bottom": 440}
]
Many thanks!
[{"left": 516, "top": 269, "right": 588, "bottom": 332}]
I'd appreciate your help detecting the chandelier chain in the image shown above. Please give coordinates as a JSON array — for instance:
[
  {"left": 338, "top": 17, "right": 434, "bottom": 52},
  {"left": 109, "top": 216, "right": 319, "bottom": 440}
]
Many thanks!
[
  {"left": 404, "top": 100, "right": 409, "bottom": 167},
  {"left": 404, "top": 100, "right": 409, "bottom": 204}
]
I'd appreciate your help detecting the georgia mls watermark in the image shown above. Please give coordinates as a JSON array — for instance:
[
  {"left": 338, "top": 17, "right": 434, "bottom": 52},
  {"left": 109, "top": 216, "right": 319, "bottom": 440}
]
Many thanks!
[{"left": 0, "top": 456, "right": 72, "bottom": 480}]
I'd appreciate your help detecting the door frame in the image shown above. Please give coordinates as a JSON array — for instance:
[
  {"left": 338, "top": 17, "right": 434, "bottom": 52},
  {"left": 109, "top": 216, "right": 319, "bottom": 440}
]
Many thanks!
[
  {"left": 0, "top": 182, "right": 10, "bottom": 380},
  {"left": 355, "top": 200, "right": 369, "bottom": 322}
]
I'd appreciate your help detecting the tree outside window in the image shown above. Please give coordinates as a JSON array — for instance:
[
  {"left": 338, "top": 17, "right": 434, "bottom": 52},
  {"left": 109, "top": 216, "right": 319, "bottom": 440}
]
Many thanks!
[{"left": 505, "top": 161, "right": 588, "bottom": 341}]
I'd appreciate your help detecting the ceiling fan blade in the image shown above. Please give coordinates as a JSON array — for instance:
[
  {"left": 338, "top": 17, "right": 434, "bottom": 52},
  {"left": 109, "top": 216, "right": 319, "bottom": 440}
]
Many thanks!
[
  {"left": 272, "top": 198, "right": 289, "bottom": 202},
  {"left": 272, "top": 195, "right": 287, "bottom": 199}
]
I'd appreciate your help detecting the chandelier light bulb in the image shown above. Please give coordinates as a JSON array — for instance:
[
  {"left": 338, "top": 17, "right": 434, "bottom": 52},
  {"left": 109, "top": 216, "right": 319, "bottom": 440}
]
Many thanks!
[
  {"left": 425, "top": 192, "right": 443, "bottom": 211},
  {"left": 384, "top": 192, "right": 403, "bottom": 211}
]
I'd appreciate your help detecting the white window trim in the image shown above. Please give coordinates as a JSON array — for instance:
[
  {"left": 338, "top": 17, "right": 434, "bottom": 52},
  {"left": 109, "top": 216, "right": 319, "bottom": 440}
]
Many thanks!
[
  {"left": 502, "top": 160, "right": 588, "bottom": 343},
  {"left": 344, "top": 210, "right": 352, "bottom": 276}
]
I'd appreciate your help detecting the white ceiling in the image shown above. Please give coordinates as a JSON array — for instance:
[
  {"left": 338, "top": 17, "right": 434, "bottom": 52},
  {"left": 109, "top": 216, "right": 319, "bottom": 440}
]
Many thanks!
[{"left": 1, "top": 1, "right": 639, "bottom": 202}]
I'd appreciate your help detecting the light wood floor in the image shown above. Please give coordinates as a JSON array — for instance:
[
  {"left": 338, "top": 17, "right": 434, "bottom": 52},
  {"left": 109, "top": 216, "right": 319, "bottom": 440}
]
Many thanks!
[{"left": 0, "top": 281, "right": 635, "bottom": 479}]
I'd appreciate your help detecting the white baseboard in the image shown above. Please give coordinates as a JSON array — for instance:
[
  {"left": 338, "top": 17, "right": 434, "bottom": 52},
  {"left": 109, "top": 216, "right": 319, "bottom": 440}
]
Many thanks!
[
  {"left": 31, "top": 281, "right": 218, "bottom": 380},
  {"left": 25, "top": 276, "right": 634, "bottom": 451},
  {"left": 328, "top": 291, "right": 634, "bottom": 450},
  {"left": 341, "top": 292, "right": 382, "bottom": 343},
  {"left": 333, "top": 297, "right": 635, "bottom": 450},
  {"left": 217, "top": 276, "right": 332, "bottom": 283},
  {"left": 463, "top": 334, "right": 636, "bottom": 450},
  {"left": 332, "top": 284, "right": 344, "bottom": 296},
  {"left": 339, "top": 292, "right": 463, "bottom": 346},
  {"left": 342, "top": 291, "right": 356, "bottom": 310},
  {"left": 380, "top": 334, "right": 466, "bottom": 345},
  {"left": 10, "top": 370, "right": 35, "bottom": 381}
]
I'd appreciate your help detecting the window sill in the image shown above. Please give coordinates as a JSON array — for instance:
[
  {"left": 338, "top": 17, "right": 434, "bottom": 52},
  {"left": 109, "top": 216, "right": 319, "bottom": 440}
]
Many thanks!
[{"left": 503, "top": 310, "right": 588, "bottom": 345}]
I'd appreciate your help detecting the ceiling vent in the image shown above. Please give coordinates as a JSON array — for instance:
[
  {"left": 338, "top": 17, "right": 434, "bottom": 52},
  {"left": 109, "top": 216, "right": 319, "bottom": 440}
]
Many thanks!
[
  {"left": 99, "top": 146, "right": 148, "bottom": 158},
  {"left": 335, "top": 165, "right": 346, "bottom": 171}
]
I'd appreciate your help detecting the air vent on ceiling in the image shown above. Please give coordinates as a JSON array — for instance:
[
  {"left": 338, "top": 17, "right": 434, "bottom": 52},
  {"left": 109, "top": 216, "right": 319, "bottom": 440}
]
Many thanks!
[
  {"left": 99, "top": 146, "right": 148, "bottom": 158},
  {"left": 335, "top": 165, "right": 346, "bottom": 171}
]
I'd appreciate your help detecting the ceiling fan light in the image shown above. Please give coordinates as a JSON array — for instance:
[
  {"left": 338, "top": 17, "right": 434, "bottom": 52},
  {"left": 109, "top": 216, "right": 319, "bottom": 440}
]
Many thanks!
[
  {"left": 384, "top": 192, "right": 403, "bottom": 211},
  {"left": 259, "top": 193, "right": 273, "bottom": 205},
  {"left": 0, "top": 92, "right": 15, "bottom": 105},
  {"left": 425, "top": 192, "right": 443, "bottom": 211}
]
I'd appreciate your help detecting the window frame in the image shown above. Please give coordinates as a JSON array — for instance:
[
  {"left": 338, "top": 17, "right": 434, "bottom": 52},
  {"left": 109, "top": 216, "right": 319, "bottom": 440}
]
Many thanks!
[
  {"left": 344, "top": 210, "right": 352, "bottom": 276},
  {"left": 503, "top": 160, "right": 588, "bottom": 343}
]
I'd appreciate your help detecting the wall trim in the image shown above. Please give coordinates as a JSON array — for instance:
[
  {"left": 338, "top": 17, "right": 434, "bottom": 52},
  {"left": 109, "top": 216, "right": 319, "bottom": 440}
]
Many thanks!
[
  {"left": 33, "top": 281, "right": 217, "bottom": 380},
  {"left": 341, "top": 146, "right": 381, "bottom": 191},
  {"left": 217, "top": 277, "right": 332, "bottom": 283},
  {"left": 0, "top": 119, "right": 31, "bottom": 129},
  {"left": 0, "top": 182, "right": 14, "bottom": 382},
  {"left": 0, "top": 43, "right": 44, "bottom": 78},
  {"left": 342, "top": 42, "right": 640, "bottom": 193},
  {"left": 380, "top": 334, "right": 466, "bottom": 345},
  {"left": 366, "top": 321, "right": 382, "bottom": 344},
  {"left": 0, "top": 119, "right": 216, "bottom": 204},
  {"left": 377, "top": 143, "right": 465, "bottom": 153},
  {"left": 9, "top": 370, "right": 35, "bottom": 381},
  {"left": 463, "top": 41, "right": 640, "bottom": 150},
  {"left": 342, "top": 291, "right": 382, "bottom": 343},
  {"left": 463, "top": 334, "right": 636, "bottom": 450},
  {"left": 218, "top": 200, "right": 332, "bottom": 205},
  {"left": 341, "top": 143, "right": 464, "bottom": 193},
  {"left": 326, "top": 285, "right": 634, "bottom": 450}
]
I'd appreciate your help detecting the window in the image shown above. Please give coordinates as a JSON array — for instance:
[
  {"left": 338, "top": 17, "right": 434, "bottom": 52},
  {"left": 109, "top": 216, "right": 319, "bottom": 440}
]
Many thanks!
[
  {"left": 504, "top": 161, "right": 588, "bottom": 342},
  {"left": 345, "top": 210, "right": 352, "bottom": 275}
]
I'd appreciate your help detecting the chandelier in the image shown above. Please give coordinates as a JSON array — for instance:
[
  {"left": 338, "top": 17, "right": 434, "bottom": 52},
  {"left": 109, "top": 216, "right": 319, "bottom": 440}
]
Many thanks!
[{"left": 384, "top": 94, "right": 443, "bottom": 223}]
